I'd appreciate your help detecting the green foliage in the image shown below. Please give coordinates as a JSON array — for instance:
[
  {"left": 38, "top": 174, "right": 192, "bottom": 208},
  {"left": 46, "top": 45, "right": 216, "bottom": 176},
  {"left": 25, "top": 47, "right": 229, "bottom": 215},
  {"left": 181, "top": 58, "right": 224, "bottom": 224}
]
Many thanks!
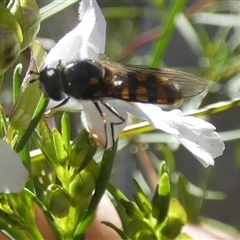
[
  {"left": 0, "top": 0, "right": 240, "bottom": 239},
  {"left": 107, "top": 164, "right": 187, "bottom": 239}
]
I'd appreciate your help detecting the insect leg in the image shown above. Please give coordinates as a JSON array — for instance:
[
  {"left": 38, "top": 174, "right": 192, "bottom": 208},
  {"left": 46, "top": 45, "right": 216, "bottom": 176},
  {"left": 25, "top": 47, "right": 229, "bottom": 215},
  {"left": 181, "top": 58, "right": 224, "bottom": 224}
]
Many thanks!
[
  {"left": 53, "top": 97, "right": 70, "bottom": 109},
  {"left": 100, "top": 100, "right": 126, "bottom": 148},
  {"left": 93, "top": 101, "right": 108, "bottom": 148}
]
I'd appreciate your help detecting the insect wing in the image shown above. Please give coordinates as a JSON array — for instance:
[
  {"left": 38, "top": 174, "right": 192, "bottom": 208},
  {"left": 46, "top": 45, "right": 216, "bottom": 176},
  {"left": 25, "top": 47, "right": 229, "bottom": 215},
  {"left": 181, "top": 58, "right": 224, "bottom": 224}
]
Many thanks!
[{"left": 101, "top": 61, "right": 207, "bottom": 104}]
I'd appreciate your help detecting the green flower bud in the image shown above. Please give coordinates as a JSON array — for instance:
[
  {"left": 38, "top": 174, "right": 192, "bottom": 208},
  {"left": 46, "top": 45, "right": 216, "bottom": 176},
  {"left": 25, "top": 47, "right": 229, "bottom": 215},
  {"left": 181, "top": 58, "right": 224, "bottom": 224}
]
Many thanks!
[
  {"left": 9, "top": 0, "right": 40, "bottom": 50},
  {"left": 69, "top": 171, "right": 96, "bottom": 207},
  {"left": 127, "top": 219, "right": 156, "bottom": 240},
  {"left": 18, "top": 6, "right": 40, "bottom": 50},
  {"left": 69, "top": 130, "right": 97, "bottom": 168},
  {"left": 0, "top": 27, "right": 20, "bottom": 75},
  {"left": 136, "top": 231, "right": 156, "bottom": 240},
  {"left": 0, "top": 2, "right": 23, "bottom": 74},
  {"left": 69, "top": 144, "right": 90, "bottom": 168},
  {"left": 45, "top": 185, "right": 71, "bottom": 218},
  {"left": 160, "top": 198, "right": 187, "bottom": 239}
]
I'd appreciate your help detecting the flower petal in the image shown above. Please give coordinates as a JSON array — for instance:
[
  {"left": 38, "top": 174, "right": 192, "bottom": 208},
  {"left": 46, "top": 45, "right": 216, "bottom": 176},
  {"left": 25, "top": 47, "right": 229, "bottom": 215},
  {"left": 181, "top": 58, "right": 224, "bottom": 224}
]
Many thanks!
[
  {"left": 174, "top": 116, "right": 224, "bottom": 159},
  {"left": 121, "top": 102, "right": 224, "bottom": 167},
  {"left": 81, "top": 100, "right": 128, "bottom": 148},
  {"left": 45, "top": 0, "right": 106, "bottom": 67},
  {"left": 0, "top": 140, "right": 28, "bottom": 193},
  {"left": 121, "top": 102, "right": 180, "bottom": 135},
  {"left": 39, "top": 0, "right": 224, "bottom": 168},
  {"left": 177, "top": 137, "right": 215, "bottom": 167},
  {"left": 46, "top": 0, "right": 106, "bottom": 111}
]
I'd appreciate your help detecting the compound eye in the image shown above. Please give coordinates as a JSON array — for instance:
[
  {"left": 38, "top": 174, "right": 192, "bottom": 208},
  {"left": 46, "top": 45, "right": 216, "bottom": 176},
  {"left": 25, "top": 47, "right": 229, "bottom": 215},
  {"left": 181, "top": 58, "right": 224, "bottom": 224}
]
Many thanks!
[{"left": 39, "top": 68, "right": 64, "bottom": 101}]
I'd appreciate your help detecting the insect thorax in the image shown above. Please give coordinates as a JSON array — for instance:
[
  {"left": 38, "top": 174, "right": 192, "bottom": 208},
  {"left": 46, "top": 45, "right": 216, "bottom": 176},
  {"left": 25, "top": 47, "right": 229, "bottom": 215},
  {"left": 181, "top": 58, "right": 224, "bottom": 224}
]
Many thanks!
[{"left": 61, "top": 60, "right": 108, "bottom": 99}]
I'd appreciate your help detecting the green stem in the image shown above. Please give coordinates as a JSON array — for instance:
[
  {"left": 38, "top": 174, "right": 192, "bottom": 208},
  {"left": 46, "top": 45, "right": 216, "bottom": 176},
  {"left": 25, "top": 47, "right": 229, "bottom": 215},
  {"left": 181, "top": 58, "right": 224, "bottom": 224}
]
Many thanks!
[
  {"left": 15, "top": 95, "right": 48, "bottom": 153},
  {"left": 151, "top": 0, "right": 187, "bottom": 67},
  {"left": 73, "top": 143, "right": 118, "bottom": 239}
]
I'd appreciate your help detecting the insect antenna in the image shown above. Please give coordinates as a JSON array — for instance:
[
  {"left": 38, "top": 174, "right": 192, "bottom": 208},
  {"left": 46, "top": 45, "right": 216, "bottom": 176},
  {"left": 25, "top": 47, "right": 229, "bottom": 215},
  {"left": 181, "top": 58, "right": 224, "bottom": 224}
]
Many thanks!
[{"left": 28, "top": 70, "right": 39, "bottom": 83}]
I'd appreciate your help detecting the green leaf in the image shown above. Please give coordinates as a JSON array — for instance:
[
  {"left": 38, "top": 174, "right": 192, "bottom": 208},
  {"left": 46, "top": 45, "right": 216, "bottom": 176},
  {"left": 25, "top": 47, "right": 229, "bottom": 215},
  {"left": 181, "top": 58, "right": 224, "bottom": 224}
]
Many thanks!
[
  {"left": 152, "top": 173, "right": 170, "bottom": 226},
  {"left": 121, "top": 199, "right": 144, "bottom": 220},
  {"left": 160, "top": 198, "right": 187, "bottom": 239},
  {"left": 107, "top": 183, "right": 130, "bottom": 230},
  {"left": 12, "top": 63, "right": 23, "bottom": 104},
  {"left": 177, "top": 173, "right": 197, "bottom": 222},
  {"left": 52, "top": 128, "right": 68, "bottom": 165},
  {"left": 0, "top": 106, "right": 8, "bottom": 138},
  {"left": 61, "top": 112, "right": 70, "bottom": 152},
  {"left": 38, "top": 120, "right": 55, "bottom": 158},
  {"left": 14, "top": 94, "right": 48, "bottom": 153},
  {"left": 102, "top": 221, "right": 131, "bottom": 240},
  {"left": 10, "top": 40, "right": 46, "bottom": 130},
  {"left": 127, "top": 219, "right": 156, "bottom": 240},
  {"left": 151, "top": 0, "right": 187, "bottom": 67},
  {"left": 159, "top": 161, "right": 167, "bottom": 177},
  {"left": 132, "top": 179, "right": 152, "bottom": 217},
  {"left": 159, "top": 145, "right": 176, "bottom": 175},
  {"left": 40, "top": 0, "right": 78, "bottom": 20},
  {"left": 73, "top": 143, "right": 118, "bottom": 239}
]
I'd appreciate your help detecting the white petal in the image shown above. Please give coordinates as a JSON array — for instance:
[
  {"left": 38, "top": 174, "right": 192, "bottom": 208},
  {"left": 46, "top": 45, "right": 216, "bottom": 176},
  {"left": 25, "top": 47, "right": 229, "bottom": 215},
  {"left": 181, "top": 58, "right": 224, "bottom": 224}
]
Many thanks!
[
  {"left": 121, "top": 102, "right": 180, "bottom": 135},
  {"left": 178, "top": 137, "right": 215, "bottom": 167},
  {"left": 0, "top": 140, "right": 28, "bottom": 193},
  {"left": 175, "top": 118, "right": 224, "bottom": 159},
  {"left": 78, "top": 0, "right": 106, "bottom": 59},
  {"left": 45, "top": 0, "right": 106, "bottom": 112},
  {"left": 81, "top": 100, "right": 128, "bottom": 149},
  {"left": 122, "top": 102, "right": 224, "bottom": 166},
  {"left": 45, "top": 0, "right": 106, "bottom": 67}
]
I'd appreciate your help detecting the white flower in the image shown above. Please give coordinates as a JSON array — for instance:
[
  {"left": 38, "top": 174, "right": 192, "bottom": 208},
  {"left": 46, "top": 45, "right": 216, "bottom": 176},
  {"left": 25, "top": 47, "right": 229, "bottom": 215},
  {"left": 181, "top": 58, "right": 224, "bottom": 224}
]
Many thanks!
[
  {"left": 44, "top": 0, "right": 224, "bottom": 167},
  {"left": 0, "top": 140, "right": 28, "bottom": 193}
]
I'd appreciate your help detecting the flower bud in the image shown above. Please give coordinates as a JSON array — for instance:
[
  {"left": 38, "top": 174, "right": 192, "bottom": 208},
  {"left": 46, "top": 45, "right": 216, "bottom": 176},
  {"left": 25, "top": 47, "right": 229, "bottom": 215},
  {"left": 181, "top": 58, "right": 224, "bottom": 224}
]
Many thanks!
[
  {"left": 9, "top": 0, "right": 40, "bottom": 50},
  {"left": 0, "top": 2, "right": 23, "bottom": 75},
  {"left": 160, "top": 198, "right": 187, "bottom": 239},
  {"left": 45, "top": 185, "right": 71, "bottom": 218},
  {"left": 18, "top": 6, "right": 40, "bottom": 50},
  {"left": 69, "top": 130, "right": 97, "bottom": 168},
  {"left": 69, "top": 171, "right": 96, "bottom": 207},
  {"left": 127, "top": 219, "right": 155, "bottom": 240},
  {"left": 69, "top": 145, "right": 90, "bottom": 168},
  {"left": 0, "top": 27, "right": 20, "bottom": 75}
]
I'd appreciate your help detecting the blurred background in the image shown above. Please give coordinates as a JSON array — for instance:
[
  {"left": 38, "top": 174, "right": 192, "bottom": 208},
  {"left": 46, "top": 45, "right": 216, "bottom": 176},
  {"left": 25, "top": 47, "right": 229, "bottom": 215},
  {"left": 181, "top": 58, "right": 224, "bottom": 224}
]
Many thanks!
[{"left": 4, "top": 0, "right": 240, "bottom": 231}]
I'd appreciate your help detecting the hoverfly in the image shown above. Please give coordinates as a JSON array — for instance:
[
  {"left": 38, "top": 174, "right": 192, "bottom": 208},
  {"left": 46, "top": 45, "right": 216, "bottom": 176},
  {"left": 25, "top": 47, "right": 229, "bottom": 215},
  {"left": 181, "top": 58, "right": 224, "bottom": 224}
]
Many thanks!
[
  {"left": 36, "top": 59, "right": 207, "bottom": 105},
  {"left": 31, "top": 59, "right": 207, "bottom": 148}
]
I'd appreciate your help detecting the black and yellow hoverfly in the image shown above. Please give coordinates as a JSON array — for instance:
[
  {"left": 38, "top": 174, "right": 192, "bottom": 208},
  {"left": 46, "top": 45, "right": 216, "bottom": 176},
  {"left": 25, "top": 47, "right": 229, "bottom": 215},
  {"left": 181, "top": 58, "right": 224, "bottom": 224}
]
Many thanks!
[
  {"left": 30, "top": 59, "right": 207, "bottom": 148},
  {"left": 34, "top": 59, "right": 207, "bottom": 105}
]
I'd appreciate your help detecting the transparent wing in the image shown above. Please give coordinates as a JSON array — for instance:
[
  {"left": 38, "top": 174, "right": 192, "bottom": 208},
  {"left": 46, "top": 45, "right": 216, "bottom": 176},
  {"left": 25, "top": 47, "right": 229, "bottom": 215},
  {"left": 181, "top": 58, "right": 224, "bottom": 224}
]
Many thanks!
[
  {"left": 123, "top": 64, "right": 207, "bottom": 97},
  {"left": 100, "top": 61, "right": 207, "bottom": 104}
]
